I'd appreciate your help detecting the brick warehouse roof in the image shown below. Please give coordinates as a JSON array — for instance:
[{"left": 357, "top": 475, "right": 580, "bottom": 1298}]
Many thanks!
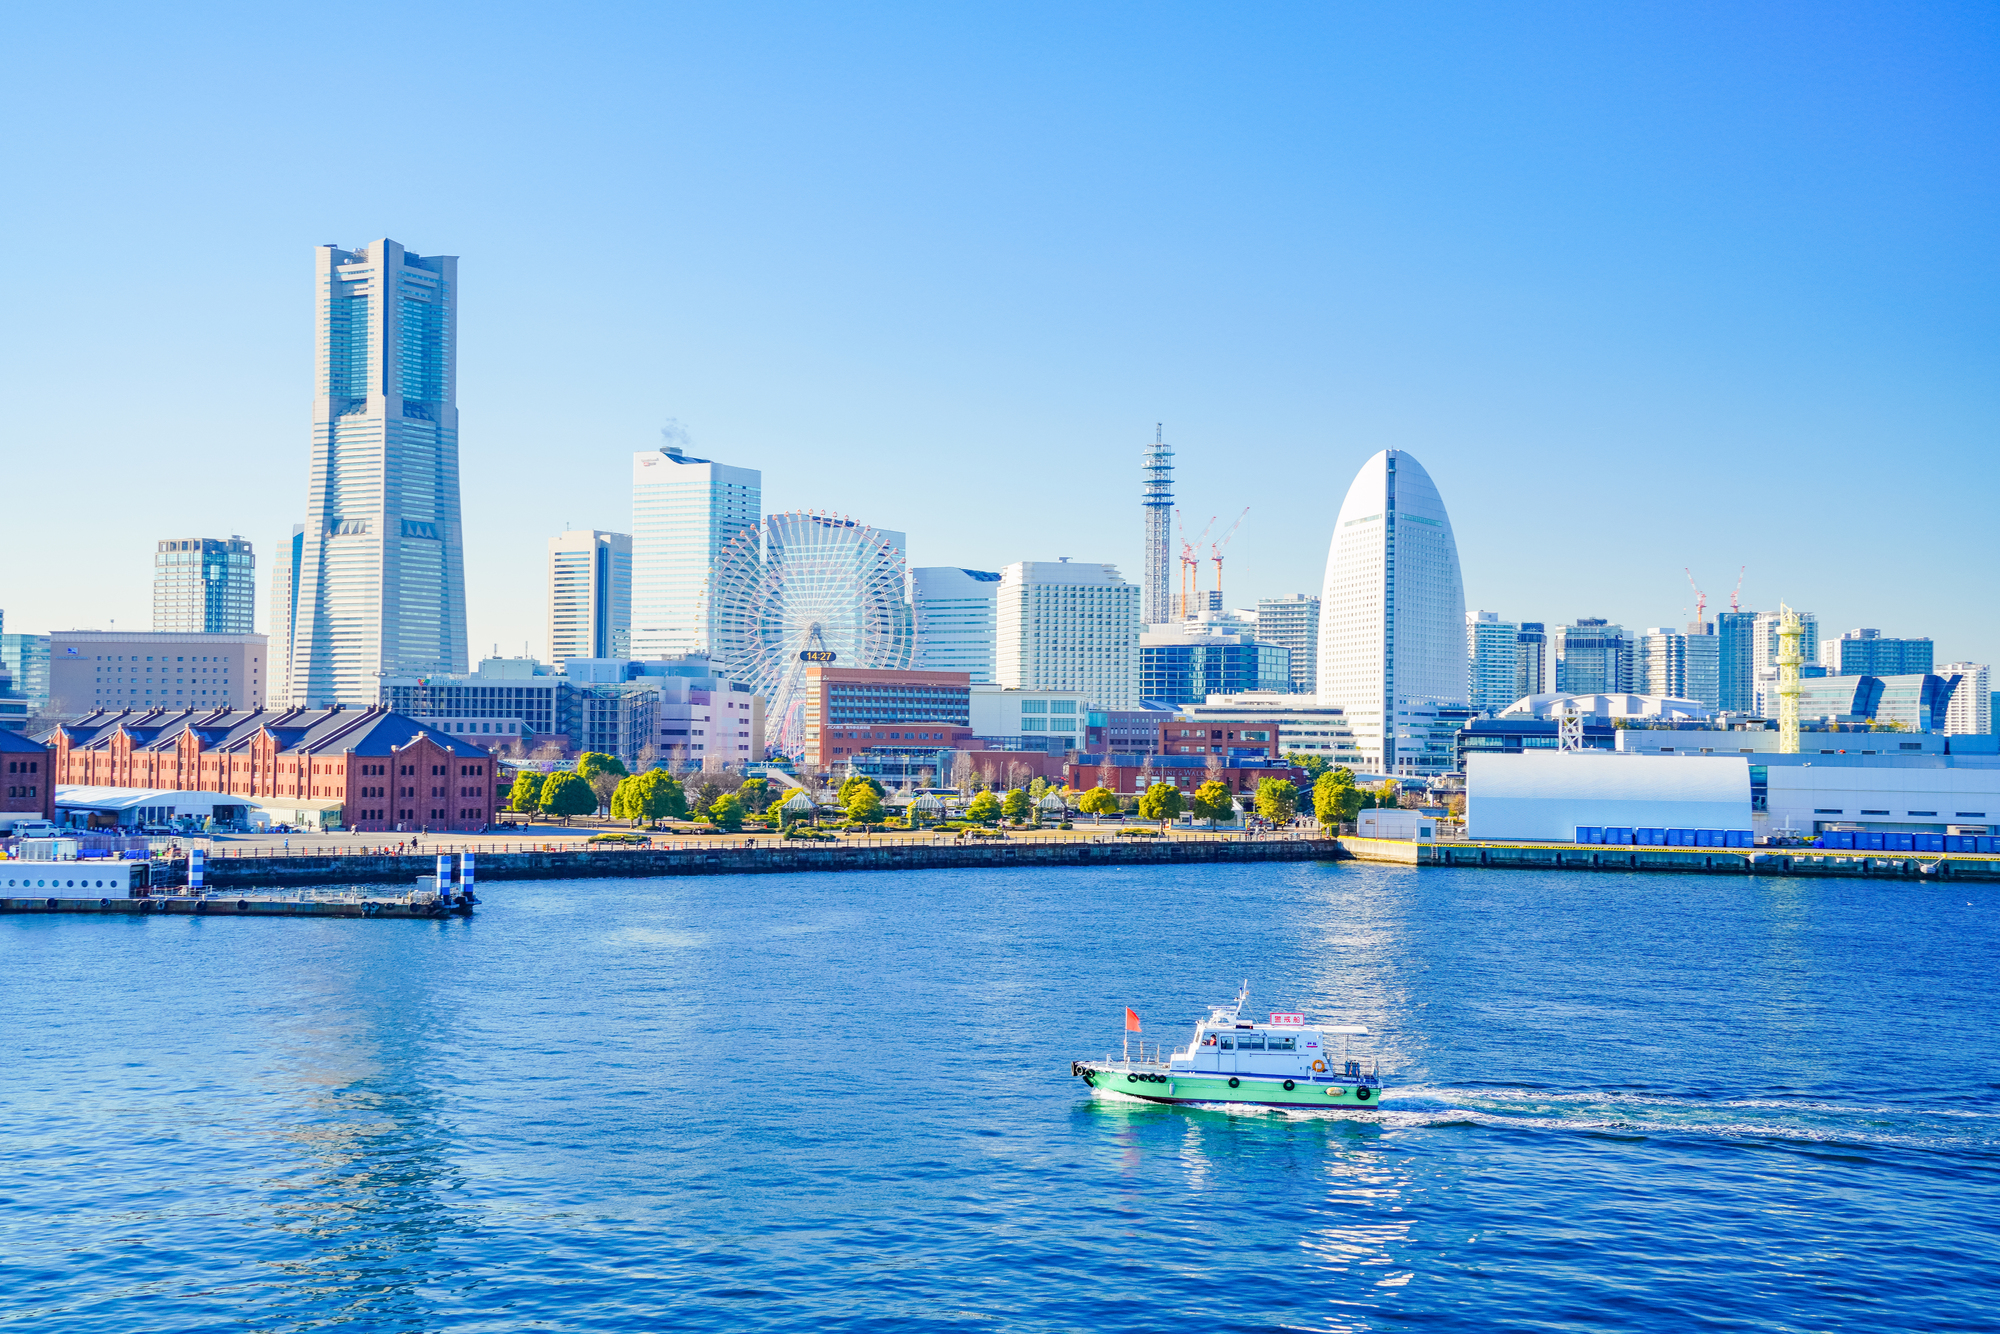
[{"left": 39, "top": 704, "right": 495, "bottom": 761}]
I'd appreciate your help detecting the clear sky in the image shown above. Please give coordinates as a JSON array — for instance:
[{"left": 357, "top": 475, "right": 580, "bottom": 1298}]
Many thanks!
[{"left": 4, "top": 3, "right": 1995, "bottom": 668}]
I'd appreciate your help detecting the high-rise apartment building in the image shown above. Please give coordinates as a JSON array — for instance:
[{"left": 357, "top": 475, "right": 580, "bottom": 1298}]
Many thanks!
[
  {"left": 547, "top": 530, "right": 632, "bottom": 663},
  {"left": 1752, "top": 609, "right": 1820, "bottom": 692},
  {"left": 996, "top": 561, "right": 1139, "bottom": 710},
  {"left": 1554, "top": 619, "right": 1631, "bottom": 695},
  {"left": 1255, "top": 594, "right": 1320, "bottom": 695},
  {"left": 1467, "top": 611, "right": 1520, "bottom": 714},
  {"left": 1316, "top": 450, "right": 1468, "bottom": 775},
  {"left": 912, "top": 567, "right": 1000, "bottom": 683},
  {"left": 1636, "top": 627, "right": 1721, "bottom": 706},
  {"left": 1939, "top": 662, "right": 1991, "bottom": 735},
  {"left": 630, "top": 445, "right": 761, "bottom": 659},
  {"left": 1829, "top": 628, "right": 1932, "bottom": 677},
  {"left": 286, "top": 239, "right": 467, "bottom": 706},
  {"left": 0, "top": 625, "right": 51, "bottom": 717},
  {"left": 1514, "top": 622, "right": 1547, "bottom": 700},
  {"left": 152, "top": 537, "right": 255, "bottom": 634},
  {"left": 1716, "top": 610, "right": 1758, "bottom": 712}
]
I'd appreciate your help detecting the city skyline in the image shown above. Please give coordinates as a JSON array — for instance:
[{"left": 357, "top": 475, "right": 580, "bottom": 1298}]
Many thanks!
[{"left": 5, "top": 8, "right": 1996, "bottom": 675}]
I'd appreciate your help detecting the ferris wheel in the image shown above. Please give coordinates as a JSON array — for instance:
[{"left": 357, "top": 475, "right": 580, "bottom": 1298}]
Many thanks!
[{"left": 711, "top": 511, "right": 915, "bottom": 756}]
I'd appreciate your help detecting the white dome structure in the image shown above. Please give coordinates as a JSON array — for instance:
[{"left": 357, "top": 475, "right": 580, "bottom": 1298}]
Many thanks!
[{"left": 1316, "top": 450, "right": 1467, "bottom": 774}]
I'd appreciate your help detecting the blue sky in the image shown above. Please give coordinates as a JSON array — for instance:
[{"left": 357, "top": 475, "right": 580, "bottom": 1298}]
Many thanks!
[{"left": 3, "top": 3, "right": 1995, "bottom": 666}]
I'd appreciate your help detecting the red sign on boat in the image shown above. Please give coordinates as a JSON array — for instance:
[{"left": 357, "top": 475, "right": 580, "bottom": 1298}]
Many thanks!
[{"left": 1269, "top": 1012, "right": 1304, "bottom": 1026}]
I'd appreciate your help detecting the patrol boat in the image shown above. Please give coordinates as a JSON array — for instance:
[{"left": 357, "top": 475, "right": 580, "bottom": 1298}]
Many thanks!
[{"left": 1071, "top": 983, "right": 1383, "bottom": 1109}]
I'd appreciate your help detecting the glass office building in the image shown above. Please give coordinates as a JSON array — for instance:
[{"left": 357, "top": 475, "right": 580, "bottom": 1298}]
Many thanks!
[
  {"left": 630, "top": 446, "right": 761, "bottom": 660},
  {"left": 912, "top": 567, "right": 1000, "bottom": 683},
  {"left": 547, "top": 530, "right": 632, "bottom": 662},
  {"left": 152, "top": 537, "right": 255, "bottom": 634},
  {"left": 287, "top": 239, "right": 468, "bottom": 705},
  {"left": 1139, "top": 631, "right": 1290, "bottom": 706}
]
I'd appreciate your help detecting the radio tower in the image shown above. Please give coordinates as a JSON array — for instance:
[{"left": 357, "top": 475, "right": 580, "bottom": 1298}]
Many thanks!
[{"left": 1141, "top": 424, "right": 1174, "bottom": 627}]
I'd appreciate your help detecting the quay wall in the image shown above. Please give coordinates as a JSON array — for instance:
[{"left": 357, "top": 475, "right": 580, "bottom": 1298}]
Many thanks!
[
  {"left": 161, "top": 837, "right": 1351, "bottom": 889},
  {"left": 1396, "top": 839, "right": 2000, "bottom": 881}
]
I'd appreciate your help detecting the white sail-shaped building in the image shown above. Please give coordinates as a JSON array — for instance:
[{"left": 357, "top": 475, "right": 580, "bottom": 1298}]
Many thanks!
[{"left": 1316, "top": 450, "right": 1468, "bottom": 775}]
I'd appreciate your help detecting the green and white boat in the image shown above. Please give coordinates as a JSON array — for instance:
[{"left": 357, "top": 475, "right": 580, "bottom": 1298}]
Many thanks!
[{"left": 1072, "top": 983, "right": 1384, "bottom": 1109}]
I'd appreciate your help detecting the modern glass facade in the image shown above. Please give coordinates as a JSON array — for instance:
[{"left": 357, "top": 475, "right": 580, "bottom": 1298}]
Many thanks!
[
  {"left": 1939, "top": 663, "right": 1990, "bottom": 735},
  {"left": 911, "top": 567, "right": 1000, "bottom": 682},
  {"left": 1793, "top": 672, "right": 1959, "bottom": 731},
  {"left": 1514, "top": 622, "right": 1547, "bottom": 700},
  {"left": 996, "top": 561, "right": 1140, "bottom": 712},
  {"left": 1636, "top": 628, "right": 1721, "bottom": 707},
  {"left": 1716, "top": 611, "right": 1758, "bottom": 712},
  {"left": 1139, "top": 636, "right": 1290, "bottom": 706},
  {"left": 152, "top": 537, "right": 255, "bottom": 634},
  {"left": 1467, "top": 611, "right": 1519, "bottom": 713},
  {"left": 1831, "top": 630, "right": 1933, "bottom": 677},
  {"left": 0, "top": 633, "right": 51, "bottom": 712},
  {"left": 288, "top": 240, "right": 467, "bottom": 705},
  {"left": 1315, "top": 450, "right": 1469, "bottom": 774},
  {"left": 630, "top": 446, "right": 761, "bottom": 660},
  {"left": 1554, "top": 619, "right": 1630, "bottom": 695}
]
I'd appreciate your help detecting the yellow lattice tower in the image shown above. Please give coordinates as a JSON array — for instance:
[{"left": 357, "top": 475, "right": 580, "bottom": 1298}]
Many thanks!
[{"left": 1776, "top": 602, "right": 1802, "bottom": 754}]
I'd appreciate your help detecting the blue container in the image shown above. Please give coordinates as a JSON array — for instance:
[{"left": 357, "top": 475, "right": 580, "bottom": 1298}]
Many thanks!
[
  {"left": 1665, "top": 829, "right": 1692, "bottom": 846},
  {"left": 1575, "top": 826, "right": 1604, "bottom": 844},
  {"left": 1726, "top": 831, "right": 1753, "bottom": 848},
  {"left": 1944, "top": 836, "right": 1973, "bottom": 853},
  {"left": 1637, "top": 828, "right": 1666, "bottom": 846},
  {"left": 1826, "top": 832, "right": 1856, "bottom": 850},
  {"left": 1604, "top": 827, "right": 1634, "bottom": 845},
  {"left": 1915, "top": 833, "right": 1945, "bottom": 853},
  {"left": 1979, "top": 836, "right": 1999, "bottom": 854},
  {"left": 1694, "top": 830, "right": 1720, "bottom": 848},
  {"left": 1861, "top": 832, "right": 1886, "bottom": 851},
  {"left": 1888, "top": 833, "right": 1915, "bottom": 852}
]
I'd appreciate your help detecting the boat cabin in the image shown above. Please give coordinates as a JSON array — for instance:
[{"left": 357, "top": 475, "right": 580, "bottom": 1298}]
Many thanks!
[{"left": 1170, "top": 1001, "right": 1370, "bottom": 1079}]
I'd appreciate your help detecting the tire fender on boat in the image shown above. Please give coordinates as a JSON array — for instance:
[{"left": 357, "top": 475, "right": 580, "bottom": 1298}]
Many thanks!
[
  {"left": 1127, "top": 1073, "right": 1138, "bottom": 1083},
  {"left": 1227, "top": 1077, "right": 1240, "bottom": 1089},
  {"left": 1283, "top": 1080, "right": 1295, "bottom": 1091},
  {"left": 1357, "top": 1087, "right": 1373, "bottom": 1101}
]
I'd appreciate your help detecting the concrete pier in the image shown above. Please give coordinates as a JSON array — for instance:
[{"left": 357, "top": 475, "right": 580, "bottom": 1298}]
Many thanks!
[
  {"left": 0, "top": 895, "right": 469, "bottom": 918},
  {"left": 1342, "top": 836, "right": 2000, "bottom": 881}
]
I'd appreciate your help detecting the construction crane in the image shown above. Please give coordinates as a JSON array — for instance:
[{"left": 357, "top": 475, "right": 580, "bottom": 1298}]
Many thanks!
[
  {"left": 1210, "top": 507, "right": 1250, "bottom": 609},
  {"left": 1730, "top": 566, "right": 1745, "bottom": 613},
  {"left": 1179, "top": 511, "right": 1216, "bottom": 619},
  {"left": 1684, "top": 567, "right": 1707, "bottom": 630}
]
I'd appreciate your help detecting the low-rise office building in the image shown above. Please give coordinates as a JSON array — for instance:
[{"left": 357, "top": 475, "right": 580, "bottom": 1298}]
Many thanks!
[{"left": 1, "top": 728, "right": 54, "bottom": 827}]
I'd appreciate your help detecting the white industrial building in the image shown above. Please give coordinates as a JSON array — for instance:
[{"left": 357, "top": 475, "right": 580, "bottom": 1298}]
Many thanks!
[
  {"left": 1465, "top": 752, "right": 1753, "bottom": 842},
  {"left": 1761, "top": 763, "right": 2000, "bottom": 837}
]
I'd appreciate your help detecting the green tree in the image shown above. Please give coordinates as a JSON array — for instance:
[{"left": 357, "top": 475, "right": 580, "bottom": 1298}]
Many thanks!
[
  {"left": 1255, "top": 777, "right": 1299, "bottom": 824},
  {"left": 736, "top": 777, "right": 770, "bottom": 813},
  {"left": 1314, "top": 770, "right": 1363, "bottom": 827},
  {"left": 1375, "top": 779, "right": 1400, "bottom": 809},
  {"left": 845, "top": 785, "right": 885, "bottom": 824},
  {"left": 1002, "top": 787, "right": 1032, "bottom": 823},
  {"left": 1077, "top": 786, "right": 1119, "bottom": 824},
  {"left": 1285, "top": 751, "right": 1331, "bottom": 781},
  {"left": 587, "top": 771, "right": 621, "bottom": 816},
  {"left": 609, "top": 774, "right": 640, "bottom": 823},
  {"left": 538, "top": 771, "right": 598, "bottom": 824},
  {"left": 838, "top": 774, "right": 886, "bottom": 806},
  {"left": 1192, "top": 779, "right": 1234, "bottom": 828},
  {"left": 1137, "top": 782, "right": 1185, "bottom": 826},
  {"left": 576, "top": 751, "right": 628, "bottom": 782},
  {"left": 966, "top": 790, "right": 1003, "bottom": 825},
  {"left": 1028, "top": 776, "right": 1049, "bottom": 800},
  {"left": 708, "top": 792, "right": 745, "bottom": 830},
  {"left": 506, "top": 770, "right": 545, "bottom": 812}
]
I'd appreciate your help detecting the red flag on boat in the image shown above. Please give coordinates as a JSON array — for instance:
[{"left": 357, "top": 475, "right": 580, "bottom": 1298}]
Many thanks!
[{"left": 1125, "top": 1007, "right": 1142, "bottom": 1032}]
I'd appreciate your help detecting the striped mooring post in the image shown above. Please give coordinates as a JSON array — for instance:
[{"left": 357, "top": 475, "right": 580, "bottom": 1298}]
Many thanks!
[
  {"left": 461, "top": 851, "right": 475, "bottom": 898},
  {"left": 435, "top": 853, "right": 453, "bottom": 895},
  {"left": 188, "top": 847, "right": 206, "bottom": 895}
]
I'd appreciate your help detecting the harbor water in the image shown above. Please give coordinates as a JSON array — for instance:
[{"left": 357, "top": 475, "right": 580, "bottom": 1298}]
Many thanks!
[{"left": 4, "top": 862, "right": 1996, "bottom": 1331}]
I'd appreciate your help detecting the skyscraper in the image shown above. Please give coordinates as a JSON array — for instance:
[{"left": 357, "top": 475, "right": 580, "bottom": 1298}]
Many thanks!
[
  {"left": 286, "top": 239, "right": 466, "bottom": 705},
  {"left": 1255, "top": 594, "right": 1321, "bottom": 695},
  {"left": 1316, "top": 450, "right": 1467, "bottom": 774},
  {"left": 630, "top": 445, "right": 761, "bottom": 660},
  {"left": 1467, "top": 611, "right": 1520, "bottom": 714},
  {"left": 547, "top": 530, "right": 632, "bottom": 663},
  {"left": 996, "top": 561, "right": 1140, "bottom": 710},
  {"left": 1716, "top": 610, "right": 1758, "bottom": 712},
  {"left": 152, "top": 538, "right": 255, "bottom": 634},
  {"left": 912, "top": 567, "right": 1001, "bottom": 682},
  {"left": 1828, "top": 628, "right": 1932, "bottom": 676},
  {"left": 1554, "top": 619, "right": 1631, "bottom": 694},
  {"left": 1141, "top": 427, "right": 1173, "bottom": 627},
  {"left": 268, "top": 524, "right": 304, "bottom": 707},
  {"left": 1514, "top": 622, "right": 1548, "bottom": 700}
]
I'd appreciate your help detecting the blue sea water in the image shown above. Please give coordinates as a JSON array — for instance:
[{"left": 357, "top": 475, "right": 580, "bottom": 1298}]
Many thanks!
[{"left": 3, "top": 861, "right": 1997, "bottom": 1331}]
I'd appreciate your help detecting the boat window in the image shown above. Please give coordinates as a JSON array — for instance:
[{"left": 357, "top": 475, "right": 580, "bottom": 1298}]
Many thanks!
[
  {"left": 1217, "top": 1036, "right": 1234, "bottom": 1050},
  {"left": 1267, "top": 1036, "right": 1296, "bottom": 1051},
  {"left": 1238, "top": 1033, "right": 1265, "bottom": 1050}
]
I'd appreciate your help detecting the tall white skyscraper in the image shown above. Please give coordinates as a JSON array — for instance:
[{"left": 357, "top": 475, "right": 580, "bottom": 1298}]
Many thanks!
[
  {"left": 1467, "top": 611, "right": 1520, "bottom": 714},
  {"left": 268, "top": 524, "right": 304, "bottom": 707},
  {"left": 1317, "top": 450, "right": 1467, "bottom": 773},
  {"left": 1636, "top": 627, "right": 1721, "bottom": 706},
  {"left": 912, "top": 567, "right": 1000, "bottom": 682},
  {"left": 630, "top": 445, "right": 761, "bottom": 660},
  {"left": 996, "top": 561, "right": 1139, "bottom": 710},
  {"left": 548, "top": 530, "right": 632, "bottom": 663},
  {"left": 153, "top": 537, "right": 255, "bottom": 634},
  {"left": 287, "top": 239, "right": 466, "bottom": 705},
  {"left": 1940, "top": 662, "right": 1991, "bottom": 735}
]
